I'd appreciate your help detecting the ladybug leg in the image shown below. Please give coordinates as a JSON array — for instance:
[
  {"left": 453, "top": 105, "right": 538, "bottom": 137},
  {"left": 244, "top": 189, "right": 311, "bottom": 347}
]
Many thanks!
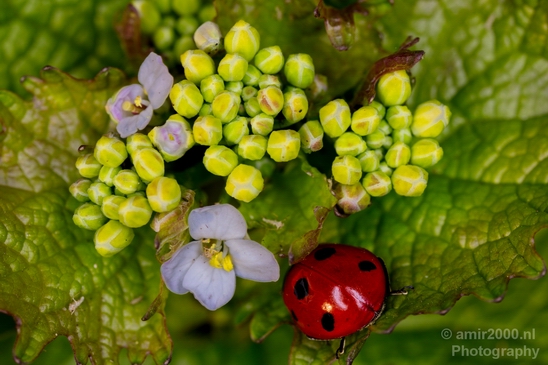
[
  {"left": 390, "top": 285, "right": 414, "bottom": 296},
  {"left": 335, "top": 337, "right": 346, "bottom": 359}
]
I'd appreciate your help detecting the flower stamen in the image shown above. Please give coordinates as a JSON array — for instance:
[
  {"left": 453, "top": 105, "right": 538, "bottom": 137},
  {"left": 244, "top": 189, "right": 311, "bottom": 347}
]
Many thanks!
[{"left": 209, "top": 251, "right": 234, "bottom": 272}]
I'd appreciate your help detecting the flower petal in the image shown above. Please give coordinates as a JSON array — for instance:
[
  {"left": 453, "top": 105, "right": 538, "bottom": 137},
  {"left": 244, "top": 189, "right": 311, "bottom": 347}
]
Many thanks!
[
  {"left": 182, "top": 255, "right": 236, "bottom": 310},
  {"left": 138, "top": 52, "right": 174, "bottom": 109},
  {"left": 116, "top": 105, "right": 153, "bottom": 138},
  {"left": 105, "top": 84, "right": 145, "bottom": 123},
  {"left": 160, "top": 241, "right": 202, "bottom": 295},
  {"left": 225, "top": 239, "right": 280, "bottom": 282},
  {"left": 188, "top": 204, "right": 247, "bottom": 241}
]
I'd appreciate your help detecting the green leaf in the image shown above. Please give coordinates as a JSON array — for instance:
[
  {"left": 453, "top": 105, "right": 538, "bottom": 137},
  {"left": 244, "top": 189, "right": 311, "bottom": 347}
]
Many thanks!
[
  {"left": 0, "top": 0, "right": 129, "bottom": 97},
  {"left": 0, "top": 68, "right": 171, "bottom": 364}
]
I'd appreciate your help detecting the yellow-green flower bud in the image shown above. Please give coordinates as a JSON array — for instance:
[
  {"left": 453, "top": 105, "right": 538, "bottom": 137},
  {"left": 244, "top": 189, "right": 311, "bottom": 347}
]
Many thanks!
[
  {"left": 132, "top": 0, "right": 160, "bottom": 35},
  {"left": 148, "top": 114, "right": 195, "bottom": 162},
  {"left": 193, "top": 21, "right": 223, "bottom": 55},
  {"left": 218, "top": 53, "right": 249, "bottom": 82},
  {"left": 332, "top": 155, "right": 362, "bottom": 185},
  {"left": 237, "top": 135, "right": 267, "bottom": 160},
  {"left": 180, "top": 49, "right": 216, "bottom": 84},
  {"left": 113, "top": 169, "right": 141, "bottom": 195},
  {"left": 211, "top": 91, "right": 241, "bottom": 123},
  {"left": 334, "top": 132, "right": 367, "bottom": 156},
  {"left": 362, "top": 171, "right": 392, "bottom": 197},
  {"left": 257, "top": 85, "right": 284, "bottom": 116},
  {"left": 87, "top": 181, "right": 112, "bottom": 205},
  {"left": 393, "top": 128, "right": 412, "bottom": 144},
  {"left": 319, "top": 99, "right": 351, "bottom": 138},
  {"left": 94, "top": 135, "right": 128, "bottom": 168},
  {"left": 249, "top": 113, "right": 274, "bottom": 136},
  {"left": 193, "top": 115, "right": 223, "bottom": 145},
  {"left": 99, "top": 165, "right": 122, "bottom": 187},
  {"left": 126, "top": 133, "right": 153, "bottom": 156},
  {"left": 244, "top": 97, "right": 261, "bottom": 117},
  {"left": 226, "top": 81, "right": 244, "bottom": 96},
  {"left": 170, "top": 80, "right": 203, "bottom": 118},
  {"left": 118, "top": 195, "right": 153, "bottom": 228},
  {"left": 223, "top": 117, "right": 249, "bottom": 145},
  {"left": 267, "top": 130, "right": 301, "bottom": 162},
  {"left": 176, "top": 16, "right": 199, "bottom": 36},
  {"left": 382, "top": 135, "right": 393, "bottom": 149},
  {"left": 198, "top": 4, "right": 216, "bottom": 22},
  {"left": 378, "top": 120, "right": 393, "bottom": 135},
  {"left": 225, "top": 164, "right": 264, "bottom": 202},
  {"left": 242, "top": 86, "right": 258, "bottom": 101},
  {"left": 376, "top": 70, "right": 411, "bottom": 106},
  {"left": 258, "top": 74, "right": 282, "bottom": 89},
  {"left": 76, "top": 154, "right": 102, "bottom": 178},
  {"left": 333, "top": 183, "right": 371, "bottom": 215},
  {"left": 203, "top": 145, "right": 239, "bottom": 176},
  {"left": 254, "top": 45, "right": 284, "bottom": 74},
  {"left": 307, "top": 74, "right": 328, "bottom": 101},
  {"left": 248, "top": 156, "right": 275, "bottom": 178},
  {"left": 369, "top": 101, "right": 386, "bottom": 119},
  {"left": 199, "top": 103, "right": 212, "bottom": 116},
  {"left": 146, "top": 176, "right": 181, "bottom": 212},
  {"left": 73, "top": 202, "right": 108, "bottom": 230},
  {"left": 284, "top": 53, "right": 315, "bottom": 89},
  {"left": 385, "top": 141, "right": 411, "bottom": 168},
  {"left": 200, "top": 74, "right": 225, "bottom": 103},
  {"left": 153, "top": 25, "right": 175, "bottom": 51},
  {"left": 351, "top": 105, "right": 381, "bottom": 136},
  {"left": 366, "top": 130, "right": 385, "bottom": 149},
  {"left": 94, "top": 220, "right": 135, "bottom": 257},
  {"left": 174, "top": 35, "right": 195, "bottom": 57},
  {"left": 69, "top": 179, "right": 92, "bottom": 202},
  {"left": 392, "top": 165, "right": 428, "bottom": 197},
  {"left": 101, "top": 195, "right": 126, "bottom": 220},
  {"left": 299, "top": 120, "right": 324, "bottom": 153},
  {"left": 282, "top": 88, "right": 309, "bottom": 124},
  {"left": 411, "top": 138, "right": 444, "bottom": 168},
  {"left": 386, "top": 105, "right": 412, "bottom": 129},
  {"left": 172, "top": 0, "right": 199, "bottom": 15},
  {"left": 411, "top": 100, "right": 451, "bottom": 138},
  {"left": 378, "top": 162, "right": 393, "bottom": 176},
  {"left": 132, "top": 148, "right": 164, "bottom": 182},
  {"left": 357, "top": 150, "right": 379, "bottom": 172},
  {"left": 224, "top": 20, "right": 261, "bottom": 61},
  {"left": 242, "top": 64, "right": 262, "bottom": 86}
]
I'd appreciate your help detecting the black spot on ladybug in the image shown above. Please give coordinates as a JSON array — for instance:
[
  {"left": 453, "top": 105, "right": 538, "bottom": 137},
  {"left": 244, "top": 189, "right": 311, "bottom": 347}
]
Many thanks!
[
  {"left": 291, "top": 310, "right": 298, "bottom": 322},
  {"left": 294, "top": 278, "right": 309, "bottom": 299},
  {"left": 358, "top": 260, "right": 376, "bottom": 271},
  {"left": 321, "top": 312, "right": 335, "bottom": 332},
  {"left": 314, "top": 247, "right": 336, "bottom": 261}
]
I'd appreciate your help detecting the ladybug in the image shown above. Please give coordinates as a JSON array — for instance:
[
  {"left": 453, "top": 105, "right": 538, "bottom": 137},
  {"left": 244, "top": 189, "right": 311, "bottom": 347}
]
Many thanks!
[{"left": 282, "top": 243, "right": 389, "bottom": 340}]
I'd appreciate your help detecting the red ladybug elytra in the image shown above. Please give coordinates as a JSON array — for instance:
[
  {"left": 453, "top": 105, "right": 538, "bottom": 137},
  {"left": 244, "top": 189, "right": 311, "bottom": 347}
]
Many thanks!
[{"left": 282, "top": 243, "right": 388, "bottom": 340}]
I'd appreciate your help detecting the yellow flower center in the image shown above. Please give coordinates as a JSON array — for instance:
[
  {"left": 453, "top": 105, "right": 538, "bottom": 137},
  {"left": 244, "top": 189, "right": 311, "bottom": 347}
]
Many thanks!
[
  {"left": 121, "top": 96, "right": 147, "bottom": 114},
  {"left": 202, "top": 239, "right": 234, "bottom": 272}
]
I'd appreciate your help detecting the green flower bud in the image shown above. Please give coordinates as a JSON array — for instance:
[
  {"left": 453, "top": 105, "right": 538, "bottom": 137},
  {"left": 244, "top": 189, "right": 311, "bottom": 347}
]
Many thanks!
[
  {"left": 242, "top": 64, "right": 262, "bottom": 86},
  {"left": 176, "top": 16, "right": 199, "bottom": 35},
  {"left": 203, "top": 145, "right": 239, "bottom": 176},
  {"left": 172, "top": 0, "right": 199, "bottom": 15},
  {"left": 357, "top": 150, "right": 380, "bottom": 172},
  {"left": 376, "top": 70, "right": 411, "bottom": 106},
  {"left": 192, "top": 115, "right": 222, "bottom": 146},
  {"left": 132, "top": 148, "right": 164, "bottom": 182},
  {"left": 87, "top": 181, "right": 112, "bottom": 205},
  {"left": 334, "top": 132, "right": 367, "bottom": 156},
  {"left": 378, "top": 120, "right": 393, "bottom": 135},
  {"left": 386, "top": 105, "right": 413, "bottom": 129},
  {"left": 153, "top": 25, "right": 174, "bottom": 51},
  {"left": 126, "top": 133, "right": 153, "bottom": 156},
  {"left": 411, "top": 138, "right": 444, "bottom": 168},
  {"left": 199, "top": 103, "right": 212, "bottom": 116},
  {"left": 211, "top": 91, "right": 241, "bottom": 123},
  {"left": 385, "top": 141, "right": 411, "bottom": 168},
  {"left": 180, "top": 49, "right": 216, "bottom": 84},
  {"left": 284, "top": 53, "right": 315, "bottom": 89},
  {"left": 244, "top": 97, "right": 261, "bottom": 117},
  {"left": 282, "top": 88, "right": 308, "bottom": 124},
  {"left": 73, "top": 202, "right": 108, "bottom": 230},
  {"left": 76, "top": 154, "right": 102, "bottom": 178},
  {"left": 218, "top": 53, "right": 249, "bottom": 82},
  {"left": 69, "top": 179, "right": 92, "bottom": 202},
  {"left": 118, "top": 195, "right": 153, "bottom": 228},
  {"left": 200, "top": 74, "right": 225, "bottom": 103},
  {"left": 307, "top": 74, "right": 328, "bottom": 101},
  {"left": 362, "top": 171, "right": 392, "bottom": 197},
  {"left": 351, "top": 105, "right": 381, "bottom": 136},
  {"left": 226, "top": 81, "right": 244, "bottom": 96},
  {"left": 267, "top": 130, "right": 301, "bottom": 162},
  {"left": 366, "top": 130, "right": 385, "bottom": 149},
  {"left": 258, "top": 74, "right": 282, "bottom": 89},
  {"left": 319, "top": 99, "right": 351, "bottom": 138},
  {"left": 257, "top": 86, "right": 284, "bottom": 116},
  {"left": 154, "top": 0, "right": 170, "bottom": 14},
  {"left": 411, "top": 100, "right": 451, "bottom": 138},
  {"left": 94, "top": 220, "right": 135, "bottom": 257},
  {"left": 392, "top": 165, "right": 428, "bottom": 197},
  {"left": 99, "top": 165, "right": 122, "bottom": 187},
  {"left": 369, "top": 101, "right": 386, "bottom": 119},
  {"left": 237, "top": 135, "right": 267, "bottom": 160},
  {"left": 146, "top": 176, "right": 181, "bottom": 212},
  {"left": 223, "top": 117, "right": 249, "bottom": 145},
  {"left": 148, "top": 114, "right": 195, "bottom": 161},
  {"left": 199, "top": 4, "right": 216, "bottom": 22},
  {"left": 224, "top": 20, "right": 261, "bottom": 61},
  {"left": 241, "top": 86, "right": 258, "bottom": 101},
  {"left": 132, "top": 0, "right": 161, "bottom": 35},
  {"left": 193, "top": 21, "right": 223, "bottom": 55},
  {"left": 113, "top": 169, "right": 141, "bottom": 195},
  {"left": 382, "top": 135, "right": 394, "bottom": 149},
  {"left": 254, "top": 45, "right": 284, "bottom": 74},
  {"left": 248, "top": 156, "right": 275, "bottom": 178},
  {"left": 299, "top": 120, "right": 324, "bottom": 153},
  {"left": 174, "top": 35, "right": 195, "bottom": 57},
  {"left": 392, "top": 128, "right": 412, "bottom": 144},
  {"left": 249, "top": 113, "right": 274, "bottom": 136},
  {"left": 378, "top": 161, "right": 393, "bottom": 176},
  {"left": 332, "top": 155, "right": 362, "bottom": 185},
  {"left": 333, "top": 183, "right": 371, "bottom": 215},
  {"left": 101, "top": 195, "right": 126, "bottom": 220},
  {"left": 94, "top": 135, "right": 128, "bottom": 168},
  {"left": 225, "top": 164, "right": 264, "bottom": 202},
  {"left": 374, "top": 148, "right": 384, "bottom": 161},
  {"left": 170, "top": 80, "right": 204, "bottom": 118}
]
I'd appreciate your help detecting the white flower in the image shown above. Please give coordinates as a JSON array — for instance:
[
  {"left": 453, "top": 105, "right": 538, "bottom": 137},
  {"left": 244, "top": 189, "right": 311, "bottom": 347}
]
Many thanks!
[{"left": 161, "top": 204, "right": 280, "bottom": 310}]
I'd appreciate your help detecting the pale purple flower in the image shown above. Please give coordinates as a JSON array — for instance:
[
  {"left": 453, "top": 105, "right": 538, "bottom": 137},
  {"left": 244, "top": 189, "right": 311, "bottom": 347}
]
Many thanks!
[
  {"left": 148, "top": 116, "right": 195, "bottom": 162},
  {"left": 161, "top": 204, "right": 280, "bottom": 311},
  {"left": 106, "top": 52, "right": 173, "bottom": 138}
]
